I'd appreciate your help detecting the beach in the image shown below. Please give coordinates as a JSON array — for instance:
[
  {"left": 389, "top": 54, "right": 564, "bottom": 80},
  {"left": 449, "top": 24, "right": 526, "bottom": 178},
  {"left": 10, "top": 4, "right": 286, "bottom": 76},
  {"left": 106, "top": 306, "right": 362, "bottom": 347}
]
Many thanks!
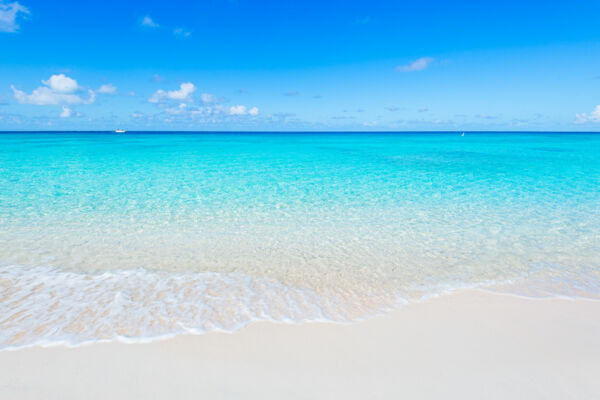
[
  {"left": 2, "top": 290, "right": 599, "bottom": 400},
  {"left": 3, "top": 0, "right": 600, "bottom": 397}
]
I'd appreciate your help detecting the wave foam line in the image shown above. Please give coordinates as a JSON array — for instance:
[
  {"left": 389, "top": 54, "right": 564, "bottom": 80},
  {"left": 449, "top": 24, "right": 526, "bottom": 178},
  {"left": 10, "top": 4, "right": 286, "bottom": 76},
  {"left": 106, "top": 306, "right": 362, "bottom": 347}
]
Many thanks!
[
  {"left": 2, "top": 262, "right": 597, "bottom": 351},
  {"left": 0, "top": 265, "right": 402, "bottom": 351}
]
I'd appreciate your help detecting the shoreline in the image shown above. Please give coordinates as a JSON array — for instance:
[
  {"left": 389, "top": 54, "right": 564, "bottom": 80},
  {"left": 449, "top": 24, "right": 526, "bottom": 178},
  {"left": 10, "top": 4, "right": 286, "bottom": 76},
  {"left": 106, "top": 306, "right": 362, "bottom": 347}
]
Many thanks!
[
  {"left": 3, "top": 284, "right": 598, "bottom": 353},
  {"left": 2, "top": 289, "right": 599, "bottom": 399}
]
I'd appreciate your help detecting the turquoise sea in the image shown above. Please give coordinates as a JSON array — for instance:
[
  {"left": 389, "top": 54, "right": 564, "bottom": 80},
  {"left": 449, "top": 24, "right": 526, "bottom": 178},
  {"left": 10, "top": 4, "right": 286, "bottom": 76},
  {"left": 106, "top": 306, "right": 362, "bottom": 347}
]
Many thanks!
[{"left": 1, "top": 132, "right": 599, "bottom": 349}]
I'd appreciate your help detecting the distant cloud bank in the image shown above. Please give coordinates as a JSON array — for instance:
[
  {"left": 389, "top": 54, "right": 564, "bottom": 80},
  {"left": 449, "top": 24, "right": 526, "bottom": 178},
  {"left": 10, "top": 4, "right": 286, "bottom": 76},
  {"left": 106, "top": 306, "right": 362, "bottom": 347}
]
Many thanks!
[
  {"left": 230, "top": 105, "right": 259, "bottom": 116},
  {"left": 575, "top": 105, "right": 600, "bottom": 124},
  {"left": 146, "top": 81, "right": 260, "bottom": 122}
]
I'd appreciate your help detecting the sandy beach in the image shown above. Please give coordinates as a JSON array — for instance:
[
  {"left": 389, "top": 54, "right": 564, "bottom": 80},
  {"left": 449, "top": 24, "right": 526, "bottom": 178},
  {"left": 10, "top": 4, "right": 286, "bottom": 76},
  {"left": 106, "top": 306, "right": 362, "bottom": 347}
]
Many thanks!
[{"left": 1, "top": 290, "right": 599, "bottom": 400}]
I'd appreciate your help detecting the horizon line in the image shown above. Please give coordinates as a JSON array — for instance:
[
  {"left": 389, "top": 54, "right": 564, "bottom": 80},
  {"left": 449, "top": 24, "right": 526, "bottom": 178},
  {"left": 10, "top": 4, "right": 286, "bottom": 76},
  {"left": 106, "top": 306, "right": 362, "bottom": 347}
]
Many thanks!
[{"left": 1, "top": 130, "right": 600, "bottom": 134}]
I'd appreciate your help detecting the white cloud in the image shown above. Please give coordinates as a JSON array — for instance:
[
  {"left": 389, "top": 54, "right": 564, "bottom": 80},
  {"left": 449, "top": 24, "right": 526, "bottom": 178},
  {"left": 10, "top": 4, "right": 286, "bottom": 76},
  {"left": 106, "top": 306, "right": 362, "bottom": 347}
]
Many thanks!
[
  {"left": 60, "top": 106, "right": 72, "bottom": 118},
  {"left": 396, "top": 57, "right": 434, "bottom": 72},
  {"left": 152, "top": 102, "right": 260, "bottom": 123},
  {"left": 0, "top": 1, "right": 29, "bottom": 33},
  {"left": 87, "top": 90, "right": 96, "bottom": 104},
  {"left": 169, "top": 83, "right": 195, "bottom": 99},
  {"left": 148, "top": 90, "right": 166, "bottom": 102},
  {"left": 173, "top": 27, "right": 191, "bottom": 37},
  {"left": 141, "top": 15, "right": 159, "bottom": 28},
  {"left": 200, "top": 93, "right": 216, "bottom": 103},
  {"left": 575, "top": 105, "right": 600, "bottom": 124},
  {"left": 11, "top": 74, "right": 95, "bottom": 105},
  {"left": 149, "top": 82, "right": 196, "bottom": 103},
  {"left": 41, "top": 74, "right": 79, "bottom": 93},
  {"left": 11, "top": 86, "right": 94, "bottom": 105},
  {"left": 229, "top": 105, "right": 247, "bottom": 115},
  {"left": 229, "top": 105, "right": 259, "bottom": 116},
  {"left": 147, "top": 83, "right": 259, "bottom": 121},
  {"left": 97, "top": 84, "right": 117, "bottom": 94},
  {"left": 165, "top": 103, "right": 189, "bottom": 115},
  {"left": 475, "top": 113, "right": 497, "bottom": 120}
]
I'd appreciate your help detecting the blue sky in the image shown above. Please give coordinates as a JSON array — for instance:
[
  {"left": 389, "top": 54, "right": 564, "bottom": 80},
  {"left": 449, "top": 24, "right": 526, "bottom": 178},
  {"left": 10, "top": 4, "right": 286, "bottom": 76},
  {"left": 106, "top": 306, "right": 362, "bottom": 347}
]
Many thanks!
[{"left": 1, "top": 0, "right": 599, "bottom": 131}]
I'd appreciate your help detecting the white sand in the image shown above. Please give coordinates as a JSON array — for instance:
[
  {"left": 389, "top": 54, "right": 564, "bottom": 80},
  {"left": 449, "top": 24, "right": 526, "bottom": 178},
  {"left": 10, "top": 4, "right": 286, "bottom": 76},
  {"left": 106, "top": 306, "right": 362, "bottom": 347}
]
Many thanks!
[{"left": 1, "top": 290, "right": 599, "bottom": 399}]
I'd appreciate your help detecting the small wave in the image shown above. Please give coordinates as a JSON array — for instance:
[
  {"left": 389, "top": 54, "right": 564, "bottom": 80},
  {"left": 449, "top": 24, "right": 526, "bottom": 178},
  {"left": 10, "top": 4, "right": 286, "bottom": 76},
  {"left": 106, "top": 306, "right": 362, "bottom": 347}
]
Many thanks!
[
  {"left": 1, "top": 262, "right": 598, "bottom": 351},
  {"left": 485, "top": 262, "right": 600, "bottom": 300},
  {"left": 0, "top": 265, "right": 402, "bottom": 351}
]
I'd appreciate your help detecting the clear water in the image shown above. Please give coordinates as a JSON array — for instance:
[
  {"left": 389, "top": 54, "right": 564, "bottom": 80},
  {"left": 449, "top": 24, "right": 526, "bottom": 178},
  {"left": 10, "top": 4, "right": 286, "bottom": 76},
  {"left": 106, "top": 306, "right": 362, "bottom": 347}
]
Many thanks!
[{"left": 1, "top": 132, "right": 599, "bottom": 349}]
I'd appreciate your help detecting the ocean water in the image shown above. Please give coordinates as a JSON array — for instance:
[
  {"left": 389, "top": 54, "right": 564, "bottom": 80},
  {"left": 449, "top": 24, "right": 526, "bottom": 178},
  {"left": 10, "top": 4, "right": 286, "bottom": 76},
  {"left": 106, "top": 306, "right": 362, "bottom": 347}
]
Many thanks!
[{"left": 1, "top": 132, "right": 599, "bottom": 349}]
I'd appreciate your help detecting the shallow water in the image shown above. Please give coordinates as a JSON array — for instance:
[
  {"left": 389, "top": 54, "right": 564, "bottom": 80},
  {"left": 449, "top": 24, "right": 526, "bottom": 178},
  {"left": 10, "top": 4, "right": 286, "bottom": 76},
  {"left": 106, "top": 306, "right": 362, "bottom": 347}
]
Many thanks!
[{"left": 1, "top": 132, "right": 599, "bottom": 349}]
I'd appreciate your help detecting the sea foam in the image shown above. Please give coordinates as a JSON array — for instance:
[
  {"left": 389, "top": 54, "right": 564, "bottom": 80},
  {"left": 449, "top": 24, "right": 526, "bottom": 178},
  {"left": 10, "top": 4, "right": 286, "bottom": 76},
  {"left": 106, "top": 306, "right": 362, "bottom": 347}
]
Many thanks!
[{"left": 0, "top": 264, "right": 400, "bottom": 350}]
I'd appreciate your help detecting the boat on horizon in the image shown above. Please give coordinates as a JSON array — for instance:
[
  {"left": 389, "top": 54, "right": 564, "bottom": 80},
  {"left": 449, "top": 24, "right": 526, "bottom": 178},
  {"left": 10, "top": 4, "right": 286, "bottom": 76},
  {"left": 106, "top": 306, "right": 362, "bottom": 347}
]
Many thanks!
[{"left": 115, "top": 129, "right": 126, "bottom": 133}]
